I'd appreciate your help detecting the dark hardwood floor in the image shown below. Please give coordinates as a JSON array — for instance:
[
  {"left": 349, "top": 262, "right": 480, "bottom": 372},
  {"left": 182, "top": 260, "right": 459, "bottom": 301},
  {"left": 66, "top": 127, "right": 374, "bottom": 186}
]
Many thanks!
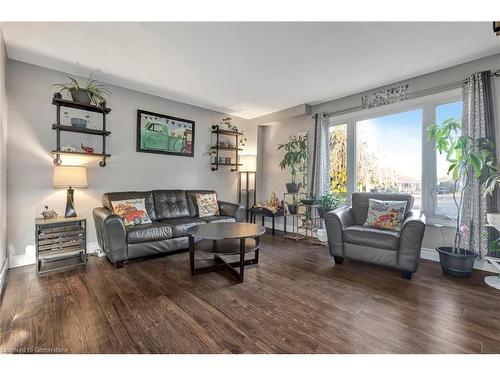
[{"left": 1, "top": 234, "right": 500, "bottom": 354}]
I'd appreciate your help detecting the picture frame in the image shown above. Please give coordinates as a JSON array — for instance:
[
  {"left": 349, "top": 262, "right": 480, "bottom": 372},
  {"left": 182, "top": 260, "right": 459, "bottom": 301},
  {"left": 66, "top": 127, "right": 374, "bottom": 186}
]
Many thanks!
[{"left": 136, "top": 109, "right": 195, "bottom": 157}]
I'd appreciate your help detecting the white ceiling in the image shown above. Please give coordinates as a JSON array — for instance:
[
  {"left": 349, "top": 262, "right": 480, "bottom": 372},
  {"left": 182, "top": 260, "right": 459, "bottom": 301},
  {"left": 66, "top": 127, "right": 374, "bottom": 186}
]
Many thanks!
[{"left": 3, "top": 22, "right": 500, "bottom": 119}]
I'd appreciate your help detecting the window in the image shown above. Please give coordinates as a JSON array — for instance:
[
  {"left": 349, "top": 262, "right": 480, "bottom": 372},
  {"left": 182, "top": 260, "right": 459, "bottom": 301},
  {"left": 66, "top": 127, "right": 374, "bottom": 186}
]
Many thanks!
[
  {"left": 434, "top": 101, "right": 463, "bottom": 219},
  {"left": 328, "top": 124, "right": 348, "bottom": 193},
  {"left": 356, "top": 110, "right": 422, "bottom": 209},
  {"left": 326, "top": 90, "right": 462, "bottom": 224}
]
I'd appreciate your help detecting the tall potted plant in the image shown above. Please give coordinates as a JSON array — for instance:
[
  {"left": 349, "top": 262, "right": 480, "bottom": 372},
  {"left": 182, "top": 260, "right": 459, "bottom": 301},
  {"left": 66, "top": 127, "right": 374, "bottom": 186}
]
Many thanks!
[
  {"left": 427, "top": 118, "right": 496, "bottom": 277},
  {"left": 278, "top": 135, "right": 308, "bottom": 193}
]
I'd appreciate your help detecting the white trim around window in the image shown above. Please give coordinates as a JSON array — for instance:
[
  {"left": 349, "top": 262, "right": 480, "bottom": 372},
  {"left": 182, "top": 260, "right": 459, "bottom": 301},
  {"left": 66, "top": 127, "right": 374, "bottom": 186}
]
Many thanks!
[{"left": 326, "top": 88, "right": 462, "bottom": 226}]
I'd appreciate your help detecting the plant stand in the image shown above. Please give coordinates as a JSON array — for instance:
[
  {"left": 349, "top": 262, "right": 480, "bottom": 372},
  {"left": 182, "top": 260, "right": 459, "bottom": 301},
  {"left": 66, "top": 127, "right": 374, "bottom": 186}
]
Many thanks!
[{"left": 283, "top": 192, "right": 306, "bottom": 241}]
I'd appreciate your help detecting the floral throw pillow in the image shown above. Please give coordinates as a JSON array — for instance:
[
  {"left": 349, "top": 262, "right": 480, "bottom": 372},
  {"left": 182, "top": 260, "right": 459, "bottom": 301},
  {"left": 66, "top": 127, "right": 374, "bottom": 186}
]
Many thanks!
[
  {"left": 363, "top": 199, "right": 408, "bottom": 231},
  {"left": 111, "top": 198, "right": 152, "bottom": 226},
  {"left": 195, "top": 193, "right": 220, "bottom": 218}
]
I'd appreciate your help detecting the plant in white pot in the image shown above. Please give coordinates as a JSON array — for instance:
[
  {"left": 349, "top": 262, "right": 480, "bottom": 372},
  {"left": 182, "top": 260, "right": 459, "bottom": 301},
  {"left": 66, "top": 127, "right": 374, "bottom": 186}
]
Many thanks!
[
  {"left": 278, "top": 135, "right": 308, "bottom": 193},
  {"left": 427, "top": 118, "right": 496, "bottom": 277}
]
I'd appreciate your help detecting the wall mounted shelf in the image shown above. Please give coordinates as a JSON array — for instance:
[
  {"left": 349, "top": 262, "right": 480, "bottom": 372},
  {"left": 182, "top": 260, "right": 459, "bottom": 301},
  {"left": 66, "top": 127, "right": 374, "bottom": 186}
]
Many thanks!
[
  {"left": 52, "top": 97, "right": 111, "bottom": 114},
  {"left": 52, "top": 93, "right": 111, "bottom": 167},
  {"left": 210, "top": 125, "right": 242, "bottom": 172},
  {"left": 52, "top": 124, "right": 111, "bottom": 136}
]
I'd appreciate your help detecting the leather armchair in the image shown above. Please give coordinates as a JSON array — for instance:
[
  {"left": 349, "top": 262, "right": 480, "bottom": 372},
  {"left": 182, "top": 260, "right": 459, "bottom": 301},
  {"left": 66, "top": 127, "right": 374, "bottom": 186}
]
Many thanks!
[{"left": 324, "top": 192, "right": 426, "bottom": 279}]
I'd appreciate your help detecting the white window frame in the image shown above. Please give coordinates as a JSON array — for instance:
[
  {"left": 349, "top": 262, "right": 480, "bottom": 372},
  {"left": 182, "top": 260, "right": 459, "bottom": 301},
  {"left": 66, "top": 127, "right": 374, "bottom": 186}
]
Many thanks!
[{"left": 326, "top": 88, "right": 462, "bottom": 226}]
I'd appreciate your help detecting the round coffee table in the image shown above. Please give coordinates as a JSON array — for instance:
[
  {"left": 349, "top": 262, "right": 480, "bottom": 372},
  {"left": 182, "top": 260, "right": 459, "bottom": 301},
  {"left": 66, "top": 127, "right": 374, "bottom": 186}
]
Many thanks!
[{"left": 187, "top": 222, "right": 266, "bottom": 283}]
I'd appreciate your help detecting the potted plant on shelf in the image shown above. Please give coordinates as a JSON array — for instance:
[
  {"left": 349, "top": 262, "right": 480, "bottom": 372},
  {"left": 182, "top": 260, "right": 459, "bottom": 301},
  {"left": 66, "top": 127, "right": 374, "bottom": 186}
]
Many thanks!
[
  {"left": 53, "top": 74, "right": 111, "bottom": 109},
  {"left": 427, "top": 118, "right": 496, "bottom": 277},
  {"left": 315, "top": 191, "right": 346, "bottom": 218},
  {"left": 278, "top": 135, "right": 308, "bottom": 193},
  {"left": 286, "top": 196, "right": 298, "bottom": 215}
]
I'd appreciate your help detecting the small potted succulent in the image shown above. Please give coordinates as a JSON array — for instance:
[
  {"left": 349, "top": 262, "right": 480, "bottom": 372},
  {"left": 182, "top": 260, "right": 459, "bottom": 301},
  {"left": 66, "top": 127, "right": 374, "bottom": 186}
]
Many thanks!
[
  {"left": 53, "top": 74, "right": 111, "bottom": 109},
  {"left": 427, "top": 118, "right": 496, "bottom": 277},
  {"left": 278, "top": 135, "right": 309, "bottom": 193},
  {"left": 315, "top": 191, "right": 346, "bottom": 218}
]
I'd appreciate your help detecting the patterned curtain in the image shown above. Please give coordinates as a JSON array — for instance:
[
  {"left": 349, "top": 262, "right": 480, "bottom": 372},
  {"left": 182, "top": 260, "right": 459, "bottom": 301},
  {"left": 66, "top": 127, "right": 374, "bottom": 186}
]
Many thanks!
[
  {"left": 311, "top": 113, "right": 330, "bottom": 198},
  {"left": 461, "top": 71, "right": 497, "bottom": 258}
]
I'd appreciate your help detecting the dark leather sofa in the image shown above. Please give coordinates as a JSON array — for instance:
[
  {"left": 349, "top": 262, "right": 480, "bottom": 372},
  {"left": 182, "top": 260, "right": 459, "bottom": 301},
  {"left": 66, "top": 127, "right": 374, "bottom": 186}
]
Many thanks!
[
  {"left": 93, "top": 190, "right": 246, "bottom": 267},
  {"left": 324, "top": 192, "right": 426, "bottom": 279}
]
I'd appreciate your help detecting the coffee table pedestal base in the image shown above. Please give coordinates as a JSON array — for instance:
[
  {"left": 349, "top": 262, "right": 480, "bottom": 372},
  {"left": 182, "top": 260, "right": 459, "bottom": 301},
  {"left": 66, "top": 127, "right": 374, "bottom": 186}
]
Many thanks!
[{"left": 189, "top": 237, "right": 260, "bottom": 283}]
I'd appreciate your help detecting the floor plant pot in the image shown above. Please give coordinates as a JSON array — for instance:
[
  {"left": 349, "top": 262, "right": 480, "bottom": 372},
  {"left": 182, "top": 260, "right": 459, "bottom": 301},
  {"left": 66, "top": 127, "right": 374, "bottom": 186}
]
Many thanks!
[
  {"left": 69, "top": 88, "right": 91, "bottom": 105},
  {"left": 286, "top": 182, "right": 300, "bottom": 193},
  {"left": 436, "top": 246, "right": 477, "bottom": 278}
]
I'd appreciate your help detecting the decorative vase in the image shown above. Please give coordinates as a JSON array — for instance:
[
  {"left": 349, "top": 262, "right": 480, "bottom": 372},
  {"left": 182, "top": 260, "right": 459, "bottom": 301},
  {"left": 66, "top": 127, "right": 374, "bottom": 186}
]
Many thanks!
[
  {"left": 69, "top": 88, "right": 91, "bottom": 105},
  {"left": 286, "top": 182, "right": 300, "bottom": 193},
  {"left": 436, "top": 246, "right": 477, "bottom": 277}
]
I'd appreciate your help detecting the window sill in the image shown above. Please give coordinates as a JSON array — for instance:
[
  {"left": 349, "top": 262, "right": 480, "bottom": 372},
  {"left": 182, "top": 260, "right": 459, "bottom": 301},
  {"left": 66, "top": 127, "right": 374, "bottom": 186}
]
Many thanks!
[{"left": 425, "top": 217, "right": 457, "bottom": 228}]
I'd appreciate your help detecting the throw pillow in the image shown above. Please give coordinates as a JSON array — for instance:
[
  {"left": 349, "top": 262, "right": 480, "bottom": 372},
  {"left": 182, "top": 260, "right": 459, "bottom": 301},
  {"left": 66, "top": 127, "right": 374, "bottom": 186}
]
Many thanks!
[
  {"left": 195, "top": 193, "right": 220, "bottom": 218},
  {"left": 363, "top": 199, "right": 407, "bottom": 231},
  {"left": 111, "top": 198, "right": 152, "bottom": 226}
]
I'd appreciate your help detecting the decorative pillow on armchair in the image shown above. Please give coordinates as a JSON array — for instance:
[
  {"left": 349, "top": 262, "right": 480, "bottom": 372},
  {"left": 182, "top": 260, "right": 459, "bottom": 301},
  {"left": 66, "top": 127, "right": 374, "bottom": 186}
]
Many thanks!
[
  {"left": 364, "top": 199, "right": 407, "bottom": 231},
  {"left": 195, "top": 193, "right": 220, "bottom": 217},
  {"left": 111, "top": 198, "right": 152, "bottom": 226}
]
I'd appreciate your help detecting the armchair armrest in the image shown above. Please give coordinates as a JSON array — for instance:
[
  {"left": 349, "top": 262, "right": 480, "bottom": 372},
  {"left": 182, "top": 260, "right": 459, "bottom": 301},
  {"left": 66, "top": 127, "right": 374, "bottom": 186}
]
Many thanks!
[
  {"left": 218, "top": 201, "right": 246, "bottom": 222},
  {"left": 324, "top": 205, "right": 354, "bottom": 257},
  {"left": 93, "top": 207, "right": 127, "bottom": 263},
  {"left": 398, "top": 209, "right": 426, "bottom": 273}
]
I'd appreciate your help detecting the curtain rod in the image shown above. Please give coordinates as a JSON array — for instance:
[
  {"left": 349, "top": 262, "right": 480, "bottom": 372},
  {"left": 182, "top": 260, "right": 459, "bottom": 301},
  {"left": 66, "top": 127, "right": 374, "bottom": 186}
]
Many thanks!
[{"left": 323, "top": 69, "right": 500, "bottom": 118}]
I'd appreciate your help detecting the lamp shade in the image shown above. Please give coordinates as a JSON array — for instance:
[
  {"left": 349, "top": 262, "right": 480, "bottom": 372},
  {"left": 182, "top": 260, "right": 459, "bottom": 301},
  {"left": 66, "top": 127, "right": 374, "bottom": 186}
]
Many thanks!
[
  {"left": 239, "top": 155, "right": 257, "bottom": 172},
  {"left": 53, "top": 166, "right": 88, "bottom": 188}
]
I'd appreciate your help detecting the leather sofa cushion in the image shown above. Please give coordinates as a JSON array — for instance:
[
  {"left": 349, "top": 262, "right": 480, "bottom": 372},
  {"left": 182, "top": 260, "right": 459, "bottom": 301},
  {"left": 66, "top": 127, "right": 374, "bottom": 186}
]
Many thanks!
[
  {"left": 186, "top": 190, "right": 217, "bottom": 217},
  {"left": 126, "top": 222, "right": 173, "bottom": 244},
  {"left": 351, "top": 192, "right": 414, "bottom": 225},
  {"left": 153, "top": 190, "right": 190, "bottom": 219},
  {"left": 343, "top": 225, "right": 400, "bottom": 250},
  {"left": 103, "top": 191, "right": 157, "bottom": 221},
  {"left": 159, "top": 217, "right": 205, "bottom": 237},
  {"left": 199, "top": 215, "right": 235, "bottom": 223}
]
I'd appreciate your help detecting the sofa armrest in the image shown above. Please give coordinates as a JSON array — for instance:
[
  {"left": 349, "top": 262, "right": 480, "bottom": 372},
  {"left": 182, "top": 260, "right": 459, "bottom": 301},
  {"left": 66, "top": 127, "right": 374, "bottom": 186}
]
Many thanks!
[
  {"left": 218, "top": 201, "right": 246, "bottom": 222},
  {"left": 398, "top": 209, "right": 426, "bottom": 273},
  {"left": 93, "top": 207, "right": 127, "bottom": 263},
  {"left": 324, "top": 206, "right": 354, "bottom": 257}
]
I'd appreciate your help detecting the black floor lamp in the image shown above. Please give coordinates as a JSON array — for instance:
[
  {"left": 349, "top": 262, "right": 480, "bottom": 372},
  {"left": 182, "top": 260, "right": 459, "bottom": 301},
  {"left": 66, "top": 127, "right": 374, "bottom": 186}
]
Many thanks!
[{"left": 238, "top": 155, "right": 257, "bottom": 222}]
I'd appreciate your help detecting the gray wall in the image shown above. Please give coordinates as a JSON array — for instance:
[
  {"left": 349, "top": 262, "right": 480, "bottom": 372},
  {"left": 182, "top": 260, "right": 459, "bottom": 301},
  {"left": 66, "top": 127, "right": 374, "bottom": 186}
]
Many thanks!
[
  {"left": 257, "top": 53, "right": 500, "bottom": 249},
  {"left": 6, "top": 60, "right": 255, "bottom": 258},
  {"left": 0, "top": 28, "right": 7, "bottom": 276}
]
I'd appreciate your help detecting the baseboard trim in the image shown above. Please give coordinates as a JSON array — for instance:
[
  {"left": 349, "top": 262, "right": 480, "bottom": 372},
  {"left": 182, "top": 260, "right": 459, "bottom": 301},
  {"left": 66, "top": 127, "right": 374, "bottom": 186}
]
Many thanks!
[
  {"left": 0, "top": 258, "right": 8, "bottom": 299},
  {"left": 8, "top": 242, "right": 101, "bottom": 269}
]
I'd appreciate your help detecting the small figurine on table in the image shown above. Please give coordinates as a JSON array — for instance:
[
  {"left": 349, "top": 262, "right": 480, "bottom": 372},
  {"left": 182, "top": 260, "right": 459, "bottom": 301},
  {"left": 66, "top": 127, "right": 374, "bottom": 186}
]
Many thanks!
[{"left": 40, "top": 206, "right": 58, "bottom": 220}]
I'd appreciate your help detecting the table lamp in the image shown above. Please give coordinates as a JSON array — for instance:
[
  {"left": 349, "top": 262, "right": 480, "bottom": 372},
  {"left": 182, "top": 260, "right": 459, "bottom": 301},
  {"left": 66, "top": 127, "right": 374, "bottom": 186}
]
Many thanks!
[
  {"left": 53, "top": 166, "right": 88, "bottom": 218},
  {"left": 238, "top": 155, "right": 257, "bottom": 221}
]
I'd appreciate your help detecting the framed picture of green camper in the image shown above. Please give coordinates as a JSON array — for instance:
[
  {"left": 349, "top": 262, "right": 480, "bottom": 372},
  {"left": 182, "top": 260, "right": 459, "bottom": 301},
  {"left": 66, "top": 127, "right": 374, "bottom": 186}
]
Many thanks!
[{"left": 136, "top": 109, "right": 195, "bottom": 157}]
